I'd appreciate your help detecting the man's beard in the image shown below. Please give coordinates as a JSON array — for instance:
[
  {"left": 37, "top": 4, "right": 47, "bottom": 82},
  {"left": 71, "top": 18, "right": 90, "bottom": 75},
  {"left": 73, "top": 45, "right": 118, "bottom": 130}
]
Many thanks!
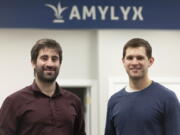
[{"left": 35, "top": 66, "right": 59, "bottom": 83}]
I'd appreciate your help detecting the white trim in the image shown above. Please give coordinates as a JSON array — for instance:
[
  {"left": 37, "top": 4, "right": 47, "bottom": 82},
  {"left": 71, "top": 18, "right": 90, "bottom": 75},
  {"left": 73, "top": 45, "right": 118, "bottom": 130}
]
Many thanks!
[
  {"left": 108, "top": 77, "right": 180, "bottom": 100},
  {"left": 59, "top": 79, "right": 96, "bottom": 87},
  {"left": 57, "top": 79, "right": 98, "bottom": 135},
  {"left": 109, "top": 77, "right": 180, "bottom": 85}
]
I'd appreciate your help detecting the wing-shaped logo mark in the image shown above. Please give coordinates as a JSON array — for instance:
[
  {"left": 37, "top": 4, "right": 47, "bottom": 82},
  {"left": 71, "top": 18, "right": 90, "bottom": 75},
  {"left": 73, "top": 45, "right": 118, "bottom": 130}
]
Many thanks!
[{"left": 45, "top": 2, "right": 68, "bottom": 23}]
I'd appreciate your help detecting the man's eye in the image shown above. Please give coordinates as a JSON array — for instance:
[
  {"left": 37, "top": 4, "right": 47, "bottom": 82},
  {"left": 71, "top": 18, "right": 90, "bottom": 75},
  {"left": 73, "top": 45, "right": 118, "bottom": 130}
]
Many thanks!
[
  {"left": 126, "top": 56, "right": 133, "bottom": 60},
  {"left": 40, "top": 56, "right": 48, "bottom": 61},
  {"left": 52, "top": 57, "right": 59, "bottom": 62},
  {"left": 137, "top": 56, "right": 144, "bottom": 60}
]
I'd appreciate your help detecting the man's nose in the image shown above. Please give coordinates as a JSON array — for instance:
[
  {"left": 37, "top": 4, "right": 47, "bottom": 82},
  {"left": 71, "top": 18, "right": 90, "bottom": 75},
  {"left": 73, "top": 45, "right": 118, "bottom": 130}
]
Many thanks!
[
  {"left": 46, "top": 59, "right": 54, "bottom": 66},
  {"left": 132, "top": 58, "right": 139, "bottom": 64}
]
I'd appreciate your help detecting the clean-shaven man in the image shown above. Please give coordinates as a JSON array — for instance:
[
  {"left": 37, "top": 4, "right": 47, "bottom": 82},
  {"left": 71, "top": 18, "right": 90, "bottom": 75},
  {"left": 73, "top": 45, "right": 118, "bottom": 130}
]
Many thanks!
[{"left": 105, "top": 38, "right": 180, "bottom": 135}]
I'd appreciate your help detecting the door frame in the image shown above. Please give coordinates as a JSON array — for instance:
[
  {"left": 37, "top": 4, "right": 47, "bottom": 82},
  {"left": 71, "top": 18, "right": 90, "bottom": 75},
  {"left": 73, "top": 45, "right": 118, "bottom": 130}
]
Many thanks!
[{"left": 57, "top": 79, "right": 98, "bottom": 135}]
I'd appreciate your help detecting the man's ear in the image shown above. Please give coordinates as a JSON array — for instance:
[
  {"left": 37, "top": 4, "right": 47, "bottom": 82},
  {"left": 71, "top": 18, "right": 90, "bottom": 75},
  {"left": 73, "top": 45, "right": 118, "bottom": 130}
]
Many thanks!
[
  {"left": 149, "top": 57, "right": 154, "bottom": 66},
  {"left": 31, "top": 61, "right": 36, "bottom": 68},
  {"left": 122, "top": 58, "right": 125, "bottom": 64}
]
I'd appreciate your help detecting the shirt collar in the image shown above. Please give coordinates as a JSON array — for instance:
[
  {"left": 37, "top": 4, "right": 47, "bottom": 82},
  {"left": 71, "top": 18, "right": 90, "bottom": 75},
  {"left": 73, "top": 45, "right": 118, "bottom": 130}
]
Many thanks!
[{"left": 31, "top": 80, "right": 61, "bottom": 97}]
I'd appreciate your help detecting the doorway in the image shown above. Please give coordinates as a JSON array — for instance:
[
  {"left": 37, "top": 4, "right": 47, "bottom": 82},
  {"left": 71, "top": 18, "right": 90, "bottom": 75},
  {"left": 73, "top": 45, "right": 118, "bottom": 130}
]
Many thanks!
[{"left": 61, "top": 86, "right": 91, "bottom": 135}]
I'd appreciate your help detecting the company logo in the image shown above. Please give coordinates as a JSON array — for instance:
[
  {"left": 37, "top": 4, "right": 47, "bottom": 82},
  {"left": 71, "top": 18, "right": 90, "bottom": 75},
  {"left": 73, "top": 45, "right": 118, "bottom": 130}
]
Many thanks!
[
  {"left": 45, "top": 2, "right": 144, "bottom": 23},
  {"left": 45, "top": 2, "right": 68, "bottom": 23}
]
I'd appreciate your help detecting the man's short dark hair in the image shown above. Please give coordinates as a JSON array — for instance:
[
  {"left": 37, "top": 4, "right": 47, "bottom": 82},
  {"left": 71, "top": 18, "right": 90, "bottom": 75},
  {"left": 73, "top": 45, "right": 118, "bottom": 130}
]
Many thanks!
[
  {"left": 31, "top": 38, "right": 63, "bottom": 63},
  {"left": 122, "top": 38, "right": 152, "bottom": 59}
]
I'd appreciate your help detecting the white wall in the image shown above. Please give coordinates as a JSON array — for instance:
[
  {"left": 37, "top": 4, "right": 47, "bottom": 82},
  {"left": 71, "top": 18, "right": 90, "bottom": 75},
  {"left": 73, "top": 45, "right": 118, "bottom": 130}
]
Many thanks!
[
  {"left": 97, "top": 30, "right": 180, "bottom": 135},
  {"left": 0, "top": 29, "right": 180, "bottom": 135},
  {"left": 0, "top": 29, "right": 98, "bottom": 104}
]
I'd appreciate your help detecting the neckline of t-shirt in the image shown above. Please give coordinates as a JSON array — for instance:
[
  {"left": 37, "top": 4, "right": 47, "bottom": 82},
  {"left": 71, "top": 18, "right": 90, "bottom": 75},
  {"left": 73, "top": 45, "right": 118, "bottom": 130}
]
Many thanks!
[{"left": 123, "top": 81, "right": 155, "bottom": 95}]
